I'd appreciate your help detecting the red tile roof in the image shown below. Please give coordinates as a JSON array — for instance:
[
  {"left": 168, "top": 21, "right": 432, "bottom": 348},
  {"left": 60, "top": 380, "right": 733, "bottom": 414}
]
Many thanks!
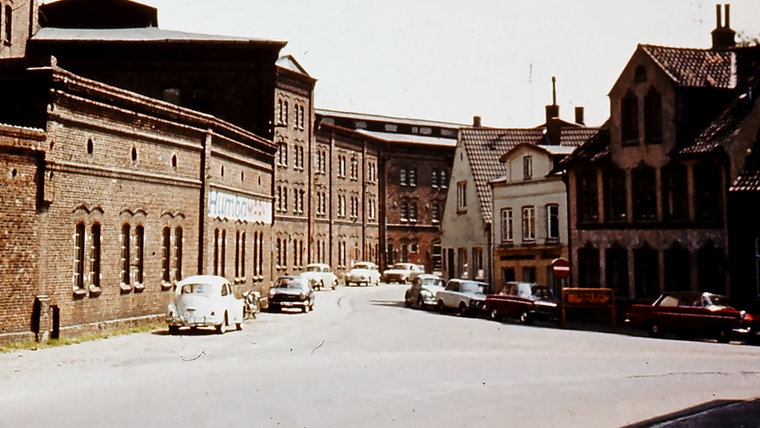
[{"left": 641, "top": 45, "right": 736, "bottom": 89}]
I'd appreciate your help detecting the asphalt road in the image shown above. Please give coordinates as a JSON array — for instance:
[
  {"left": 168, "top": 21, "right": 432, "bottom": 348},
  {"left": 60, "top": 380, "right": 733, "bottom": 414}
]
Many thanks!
[{"left": 1, "top": 284, "right": 759, "bottom": 428}]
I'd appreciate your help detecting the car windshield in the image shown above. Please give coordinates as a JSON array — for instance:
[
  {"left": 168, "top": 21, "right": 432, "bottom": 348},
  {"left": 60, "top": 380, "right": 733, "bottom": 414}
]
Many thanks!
[
  {"left": 353, "top": 263, "right": 373, "bottom": 270},
  {"left": 390, "top": 263, "right": 410, "bottom": 270},
  {"left": 461, "top": 282, "right": 489, "bottom": 294},
  {"left": 704, "top": 293, "right": 732, "bottom": 308},
  {"left": 420, "top": 277, "right": 444, "bottom": 286},
  {"left": 274, "top": 278, "right": 303, "bottom": 289},
  {"left": 305, "top": 266, "right": 322, "bottom": 272},
  {"left": 532, "top": 286, "right": 555, "bottom": 299},
  {"left": 181, "top": 283, "right": 214, "bottom": 296}
]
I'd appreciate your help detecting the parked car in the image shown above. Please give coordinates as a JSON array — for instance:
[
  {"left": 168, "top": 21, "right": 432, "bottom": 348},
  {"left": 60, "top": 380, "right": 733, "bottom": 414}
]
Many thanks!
[
  {"left": 404, "top": 274, "right": 445, "bottom": 309},
  {"left": 381, "top": 263, "right": 425, "bottom": 284},
  {"left": 166, "top": 275, "right": 244, "bottom": 334},
  {"left": 484, "top": 282, "right": 560, "bottom": 325},
  {"left": 268, "top": 276, "right": 315, "bottom": 313},
  {"left": 300, "top": 263, "right": 338, "bottom": 290},
  {"left": 435, "top": 279, "right": 492, "bottom": 316},
  {"left": 625, "top": 291, "right": 748, "bottom": 343},
  {"left": 344, "top": 261, "right": 381, "bottom": 286}
]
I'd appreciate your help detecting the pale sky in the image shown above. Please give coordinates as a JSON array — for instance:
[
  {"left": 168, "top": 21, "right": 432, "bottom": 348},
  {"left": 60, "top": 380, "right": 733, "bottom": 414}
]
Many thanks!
[{"left": 130, "top": 1, "right": 760, "bottom": 127}]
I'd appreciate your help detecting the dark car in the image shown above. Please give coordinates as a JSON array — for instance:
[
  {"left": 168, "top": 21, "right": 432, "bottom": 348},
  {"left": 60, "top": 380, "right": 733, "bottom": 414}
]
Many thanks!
[
  {"left": 625, "top": 291, "right": 748, "bottom": 343},
  {"left": 484, "top": 282, "right": 559, "bottom": 325},
  {"left": 268, "top": 276, "right": 315, "bottom": 313}
]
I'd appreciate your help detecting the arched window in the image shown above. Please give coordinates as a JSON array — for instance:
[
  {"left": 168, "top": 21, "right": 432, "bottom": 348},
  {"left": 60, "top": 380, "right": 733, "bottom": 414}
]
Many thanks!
[
  {"left": 577, "top": 243, "right": 600, "bottom": 287},
  {"left": 644, "top": 87, "right": 663, "bottom": 143},
  {"left": 632, "top": 166, "right": 656, "bottom": 221},
  {"left": 634, "top": 243, "right": 659, "bottom": 299},
  {"left": 664, "top": 242, "right": 690, "bottom": 292},
  {"left": 605, "top": 243, "right": 628, "bottom": 298},
  {"left": 4, "top": 6, "right": 12, "bottom": 45},
  {"left": 621, "top": 90, "right": 639, "bottom": 144}
]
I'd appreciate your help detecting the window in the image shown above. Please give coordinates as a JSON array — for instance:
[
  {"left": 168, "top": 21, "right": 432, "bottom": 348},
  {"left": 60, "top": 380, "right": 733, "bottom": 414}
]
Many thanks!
[
  {"left": 400, "top": 167, "right": 407, "bottom": 186},
  {"left": 521, "top": 206, "right": 536, "bottom": 242},
  {"left": 500, "top": 208, "right": 514, "bottom": 243},
  {"left": 546, "top": 204, "right": 559, "bottom": 240},
  {"left": 121, "top": 224, "right": 131, "bottom": 284},
  {"left": 605, "top": 244, "right": 629, "bottom": 298},
  {"left": 135, "top": 225, "right": 145, "bottom": 284},
  {"left": 409, "top": 201, "right": 417, "bottom": 221},
  {"left": 698, "top": 242, "right": 725, "bottom": 295},
  {"left": 74, "top": 223, "right": 86, "bottom": 290},
  {"left": 603, "top": 167, "right": 627, "bottom": 222},
  {"left": 632, "top": 166, "right": 656, "bottom": 221},
  {"left": 4, "top": 5, "right": 12, "bottom": 45},
  {"left": 473, "top": 248, "right": 484, "bottom": 279},
  {"left": 663, "top": 163, "right": 689, "bottom": 221},
  {"left": 523, "top": 156, "right": 533, "bottom": 180},
  {"left": 644, "top": 87, "right": 663, "bottom": 143},
  {"left": 621, "top": 90, "right": 639, "bottom": 144},
  {"left": 664, "top": 243, "right": 691, "bottom": 292},
  {"left": 174, "top": 227, "right": 183, "bottom": 281},
  {"left": 90, "top": 224, "right": 101, "bottom": 289},
  {"left": 162, "top": 227, "right": 171, "bottom": 282},
  {"left": 694, "top": 162, "right": 722, "bottom": 222},
  {"left": 409, "top": 167, "right": 417, "bottom": 187},
  {"left": 432, "top": 170, "right": 439, "bottom": 188},
  {"left": 213, "top": 229, "right": 220, "bottom": 275},
  {"left": 350, "top": 158, "right": 359, "bottom": 180},
  {"left": 457, "top": 181, "right": 467, "bottom": 211},
  {"left": 578, "top": 244, "right": 601, "bottom": 288},
  {"left": 634, "top": 244, "right": 659, "bottom": 299},
  {"left": 299, "top": 105, "right": 305, "bottom": 130},
  {"left": 400, "top": 200, "right": 408, "bottom": 222},
  {"left": 277, "top": 143, "right": 288, "bottom": 167},
  {"left": 432, "top": 201, "right": 441, "bottom": 223},
  {"left": 577, "top": 169, "right": 598, "bottom": 224}
]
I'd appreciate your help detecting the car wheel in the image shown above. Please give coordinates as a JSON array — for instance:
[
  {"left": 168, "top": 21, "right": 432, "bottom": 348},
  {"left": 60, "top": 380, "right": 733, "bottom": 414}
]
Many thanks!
[
  {"left": 490, "top": 307, "right": 500, "bottom": 321},
  {"left": 236, "top": 322, "right": 242, "bottom": 331},
  {"left": 168, "top": 325, "right": 179, "bottom": 335},
  {"left": 302, "top": 304, "right": 309, "bottom": 313},
  {"left": 648, "top": 322, "right": 663, "bottom": 338},
  {"left": 331, "top": 281, "right": 337, "bottom": 290},
  {"left": 317, "top": 281, "right": 324, "bottom": 291},
  {"left": 519, "top": 310, "right": 532, "bottom": 325},
  {"left": 417, "top": 296, "right": 425, "bottom": 310},
  {"left": 216, "top": 313, "right": 228, "bottom": 334},
  {"left": 404, "top": 298, "right": 412, "bottom": 308},
  {"left": 457, "top": 302, "right": 468, "bottom": 317},
  {"left": 438, "top": 301, "right": 446, "bottom": 314},
  {"left": 716, "top": 328, "right": 731, "bottom": 343}
]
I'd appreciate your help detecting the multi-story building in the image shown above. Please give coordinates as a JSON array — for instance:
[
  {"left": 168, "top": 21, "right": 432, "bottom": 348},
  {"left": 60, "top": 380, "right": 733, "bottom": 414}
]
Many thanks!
[
  {"left": 272, "top": 55, "right": 316, "bottom": 277},
  {"left": 440, "top": 98, "right": 594, "bottom": 285},
  {"left": 316, "top": 109, "right": 460, "bottom": 274},
  {"left": 560, "top": 5, "right": 760, "bottom": 307}
]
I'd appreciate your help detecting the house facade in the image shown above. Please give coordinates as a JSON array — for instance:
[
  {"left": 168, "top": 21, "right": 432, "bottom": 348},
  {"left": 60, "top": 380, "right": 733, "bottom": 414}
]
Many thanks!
[
  {"left": 440, "top": 102, "right": 594, "bottom": 284},
  {"left": 490, "top": 143, "right": 575, "bottom": 294},
  {"left": 561, "top": 5, "right": 760, "bottom": 306}
]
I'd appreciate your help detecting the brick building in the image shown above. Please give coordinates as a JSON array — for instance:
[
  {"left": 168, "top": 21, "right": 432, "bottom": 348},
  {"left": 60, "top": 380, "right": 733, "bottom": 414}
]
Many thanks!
[
  {"left": 316, "top": 110, "right": 460, "bottom": 274},
  {"left": 0, "top": 64, "right": 275, "bottom": 343},
  {"left": 560, "top": 5, "right": 760, "bottom": 307}
]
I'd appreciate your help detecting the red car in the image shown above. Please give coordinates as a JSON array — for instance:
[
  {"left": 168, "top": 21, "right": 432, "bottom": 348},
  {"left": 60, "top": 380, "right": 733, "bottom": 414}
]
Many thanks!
[
  {"left": 624, "top": 292, "right": 749, "bottom": 343},
  {"left": 484, "top": 282, "right": 560, "bottom": 325}
]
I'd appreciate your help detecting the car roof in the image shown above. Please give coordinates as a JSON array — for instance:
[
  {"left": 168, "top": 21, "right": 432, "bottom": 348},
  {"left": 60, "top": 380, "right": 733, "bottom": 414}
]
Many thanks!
[
  {"left": 306, "top": 263, "right": 330, "bottom": 268},
  {"left": 176, "top": 275, "right": 229, "bottom": 288}
]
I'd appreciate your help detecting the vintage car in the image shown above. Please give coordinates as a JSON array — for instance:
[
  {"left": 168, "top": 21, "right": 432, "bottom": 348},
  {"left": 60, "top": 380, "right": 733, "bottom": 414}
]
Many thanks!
[
  {"left": 435, "top": 279, "right": 492, "bottom": 316},
  {"left": 484, "top": 282, "right": 560, "bottom": 325},
  {"left": 404, "top": 274, "right": 445, "bottom": 309},
  {"left": 344, "top": 261, "right": 381, "bottom": 286},
  {"left": 625, "top": 291, "right": 748, "bottom": 343},
  {"left": 381, "top": 262, "right": 425, "bottom": 284},
  {"left": 268, "top": 276, "right": 315, "bottom": 313},
  {"left": 166, "top": 275, "right": 244, "bottom": 334},
  {"left": 300, "top": 263, "right": 338, "bottom": 290}
]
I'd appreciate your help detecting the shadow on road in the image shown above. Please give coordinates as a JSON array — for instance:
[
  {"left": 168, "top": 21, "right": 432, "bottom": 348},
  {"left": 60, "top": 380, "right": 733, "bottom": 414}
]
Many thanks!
[
  {"left": 622, "top": 399, "right": 759, "bottom": 427},
  {"left": 369, "top": 299, "right": 407, "bottom": 308}
]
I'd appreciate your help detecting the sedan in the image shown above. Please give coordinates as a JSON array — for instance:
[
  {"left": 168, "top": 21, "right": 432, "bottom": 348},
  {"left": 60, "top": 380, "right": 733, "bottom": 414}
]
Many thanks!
[
  {"left": 166, "top": 275, "right": 244, "bottom": 334},
  {"left": 300, "top": 263, "right": 338, "bottom": 290},
  {"left": 436, "top": 279, "right": 492, "bottom": 316},
  {"left": 268, "top": 276, "right": 315, "bottom": 313},
  {"left": 381, "top": 263, "right": 425, "bottom": 284},
  {"left": 344, "top": 261, "right": 381, "bottom": 286},
  {"left": 404, "top": 274, "right": 445, "bottom": 309},
  {"left": 484, "top": 282, "right": 560, "bottom": 325}
]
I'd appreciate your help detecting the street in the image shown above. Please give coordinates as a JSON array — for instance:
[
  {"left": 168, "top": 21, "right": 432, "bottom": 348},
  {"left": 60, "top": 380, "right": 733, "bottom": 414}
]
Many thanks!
[{"left": 1, "top": 284, "right": 759, "bottom": 428}]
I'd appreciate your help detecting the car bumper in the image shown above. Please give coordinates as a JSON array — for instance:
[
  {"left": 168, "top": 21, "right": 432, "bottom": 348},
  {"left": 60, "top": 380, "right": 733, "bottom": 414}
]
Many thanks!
[{"left": 166, "top": 314, "right": 221, "bottom": 328}]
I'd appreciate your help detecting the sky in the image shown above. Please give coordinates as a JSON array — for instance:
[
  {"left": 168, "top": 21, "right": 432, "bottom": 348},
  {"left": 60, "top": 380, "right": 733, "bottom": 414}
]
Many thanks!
[{"left": 124, "top": 1, "right": 760, "bottom": 127}]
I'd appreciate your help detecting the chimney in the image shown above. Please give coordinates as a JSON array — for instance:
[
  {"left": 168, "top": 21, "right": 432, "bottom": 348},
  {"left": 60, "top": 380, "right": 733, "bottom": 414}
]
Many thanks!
[
  {"left": 545, "top": 76, "right": 560, "bottom": 124},
  {"left": 575, "top": 106, "right": 585, "bottom": 125},
  {"left": 473, "top": 115, "right": 481, "bottom": 127},
  {"left": 711, "top": 4, "right": 736, "bottom": 50}
]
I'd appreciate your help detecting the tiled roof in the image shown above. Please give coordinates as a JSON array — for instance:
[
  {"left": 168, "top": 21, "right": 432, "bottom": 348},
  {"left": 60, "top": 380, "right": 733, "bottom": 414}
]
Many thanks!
[
  {"left": 462, "top": 126, "right": 592, "bottom": 223},
  {"left": 731, "top": 134, "right": 760, "bottom": 191},
  {"left": 641, "top": 45, "right": 736, "bottom": 89},
  {"left": 557, "top": 127, "right": 610, "bottom": 168}
]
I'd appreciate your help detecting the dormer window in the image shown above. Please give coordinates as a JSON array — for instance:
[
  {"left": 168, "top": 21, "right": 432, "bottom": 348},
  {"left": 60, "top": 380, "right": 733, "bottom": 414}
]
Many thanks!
[
  {"left": 621, "top": 90, "right": 639, "bottom": 145},
  {"left": 523, "top": 155, "right": 533, "bottom": 180},
  {"left": 3, "top": 5, "right": 12, "bottom": 45}
]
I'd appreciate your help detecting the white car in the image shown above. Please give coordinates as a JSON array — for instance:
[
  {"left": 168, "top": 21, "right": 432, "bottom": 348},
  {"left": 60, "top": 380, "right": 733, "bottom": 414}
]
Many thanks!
[
  {"left": 381, "top": 263, "right": 425, "bottom": 284},
  {"left": 166, "top": 275, "right": 244, "bottom": 334},
  {"left": 344, "top": 261, "right": 381, "bottom": 286},
  {"left": 435, "top": 279, "right": 492, "bottom": 317},
  {"left": 300, "top": 263, "right": 338, "bottom": 290}
]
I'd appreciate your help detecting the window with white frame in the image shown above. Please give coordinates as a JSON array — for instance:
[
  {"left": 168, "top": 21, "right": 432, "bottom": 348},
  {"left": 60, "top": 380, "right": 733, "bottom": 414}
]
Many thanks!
[
  {"left": 400, "top": 167, "right": 407, "bottom": 186},
  {"left": 501, "top": 208, "right": 514, "bottom": 242},
  {"left": 523, "top": 155, "right": 533, "bottom": 180},
  {"left": 521, "top": 206, "right": 536, "bottom": 242}
]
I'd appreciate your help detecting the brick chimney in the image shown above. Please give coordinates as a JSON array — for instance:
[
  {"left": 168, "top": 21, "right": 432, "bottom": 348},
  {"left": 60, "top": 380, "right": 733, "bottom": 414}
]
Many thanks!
[
  {"left": 545, "top": 77, "right": 561, "bottom": 145},
  {"left": 711, "top": 4, "right": 736, "bottom": 50},
  {"left": 473, "top": 115, "right": 482, "bottom": 127},
  {"left": 575, "top": 106, "right": 585, "bottom": 125}
]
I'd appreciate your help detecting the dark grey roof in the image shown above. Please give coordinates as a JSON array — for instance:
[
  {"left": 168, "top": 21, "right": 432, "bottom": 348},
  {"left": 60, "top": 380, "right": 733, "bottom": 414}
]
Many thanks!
[{"left": 32, "top": 27, "right": 279, "bottom": 43}]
